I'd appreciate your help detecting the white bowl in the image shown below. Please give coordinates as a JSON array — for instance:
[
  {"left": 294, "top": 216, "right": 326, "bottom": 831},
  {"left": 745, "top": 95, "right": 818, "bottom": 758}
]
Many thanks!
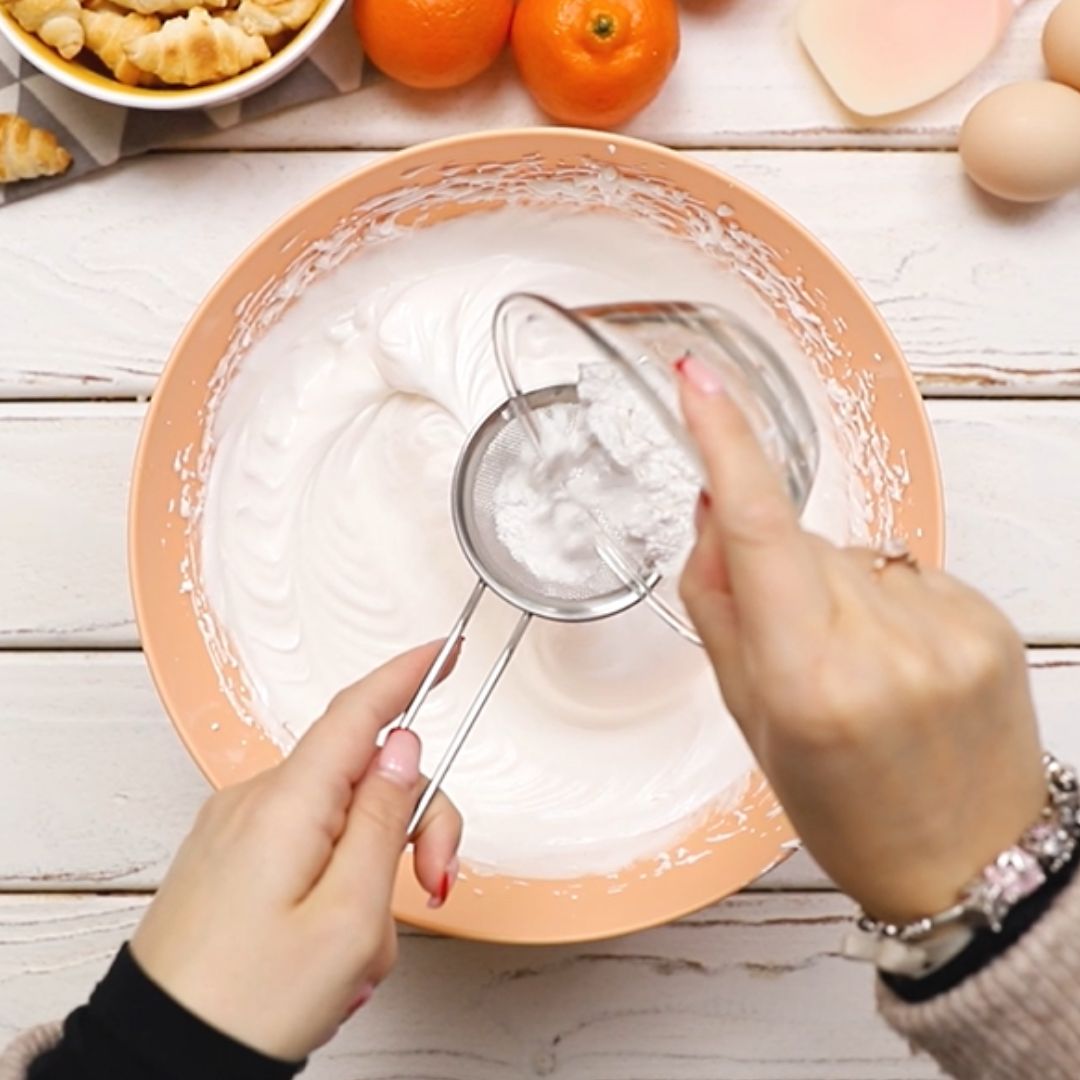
[{"left": 0, "top": 0, "right": 347, "bottom": 111}]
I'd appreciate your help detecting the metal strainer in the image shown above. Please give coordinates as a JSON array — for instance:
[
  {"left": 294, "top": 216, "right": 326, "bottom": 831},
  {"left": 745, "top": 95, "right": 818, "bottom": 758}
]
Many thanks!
[
  {"left": 397, "top": 384, "right": 648, "bottom": 836},
  {"left": 397, "top": 291, "right": 821, "bottom": 835}
]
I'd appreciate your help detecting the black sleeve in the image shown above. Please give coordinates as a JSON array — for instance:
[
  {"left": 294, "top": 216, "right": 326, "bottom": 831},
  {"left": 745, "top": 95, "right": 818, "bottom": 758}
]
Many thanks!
[
  {"left": 28, "top": 944, "right": 306, "bottom": 1080},
  {"left": 883, "top": 841, "right": 1080, "bottom": 1004}
]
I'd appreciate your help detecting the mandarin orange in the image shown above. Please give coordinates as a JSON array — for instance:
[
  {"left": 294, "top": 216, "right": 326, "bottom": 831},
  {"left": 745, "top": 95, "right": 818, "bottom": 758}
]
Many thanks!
[
  {"left": 511, "top": 0, "right": 680, "bottom": 128},
  {"left": 354, "top": 0, "right": 514, "bottom": 90}
]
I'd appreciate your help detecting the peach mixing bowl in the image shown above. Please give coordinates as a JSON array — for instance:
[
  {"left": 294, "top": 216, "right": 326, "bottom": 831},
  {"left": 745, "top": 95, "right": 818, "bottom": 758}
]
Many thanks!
[{"left": 130, "top": 128, "right": 943, "bottom": 945}]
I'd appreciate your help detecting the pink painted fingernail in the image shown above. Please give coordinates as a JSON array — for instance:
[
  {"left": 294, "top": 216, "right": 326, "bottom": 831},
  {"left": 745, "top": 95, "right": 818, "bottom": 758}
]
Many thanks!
[
  {"left": 428, "top": 855, "right": 459, "bottom": 909},
  {"left": 345, "top": 982, "right": 376, "bottom": 1017},
  {"left": 675, "top": 353, "right": 725, "bottom": 396},
  {"left": 376, "top": 730, "right": 421, "bottom": 787}
]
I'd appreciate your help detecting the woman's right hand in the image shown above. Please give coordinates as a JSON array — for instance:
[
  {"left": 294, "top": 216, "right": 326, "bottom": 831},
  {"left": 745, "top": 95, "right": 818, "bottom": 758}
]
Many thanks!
[{"left": 675, "top": 356, "right": 1046, "bottom": 924}]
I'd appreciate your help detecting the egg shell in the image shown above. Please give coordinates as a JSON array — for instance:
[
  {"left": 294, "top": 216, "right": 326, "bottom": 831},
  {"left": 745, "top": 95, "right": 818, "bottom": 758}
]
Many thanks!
[
  {"left": 796, "top": 0, "right": 1018, "bottom": 117},
  {"left": 960, "top": 80, "right": 1080, "bottom": 202},
  {"left": 1044, "top": 0, "right": 1080, "bottom": 91}
]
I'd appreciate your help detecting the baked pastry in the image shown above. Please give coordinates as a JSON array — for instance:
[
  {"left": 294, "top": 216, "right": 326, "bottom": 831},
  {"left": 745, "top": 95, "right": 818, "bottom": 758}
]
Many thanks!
[
  {"left": 107, "top": 0, "right": 225, "bottom": 17},
  {"left": 2, "top": 0, "right": 83, "bottom": 59},
  {"left": 81, "top": 5, "right": 160, "bottom": 85},
  {"left": 125, "top": 7, "right": 269, "bottom": 85},
  {"left": 220, "top": 9, "right": 289, "bottom": 51},
  {"left": 230, "top": 0, "right": 317, "bottom": 38},
  {"left": 0, "top": 113, "right": 72, "bottom": 183}
]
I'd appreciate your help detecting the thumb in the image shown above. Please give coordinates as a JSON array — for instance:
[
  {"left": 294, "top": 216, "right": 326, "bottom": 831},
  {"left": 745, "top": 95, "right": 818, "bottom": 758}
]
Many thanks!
[
  {"left": 686, "top": 511, "right": 738, "bottom": 652},
  {"left": 315, "top": 729, "right": 421, "bottom": 910},
  {"left": 680, "top": 511, "right": 739, "bottom": 674}
]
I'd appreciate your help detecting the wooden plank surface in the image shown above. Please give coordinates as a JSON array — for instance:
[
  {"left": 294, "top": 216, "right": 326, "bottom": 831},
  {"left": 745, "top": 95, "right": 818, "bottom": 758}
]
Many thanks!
[
  {"left": 183, "top": 0, "right": 1055, "bottom": 152},
  {"left": 0, "top": 653, "right": 204, "bottom": 890},
  {"left": 1, "top": 647, "right": 1077, "bottom": 894},
  {"left": 0, "top": 405, "right": 141, "bottom": 648},
  {"left": 3, "top": 149, "right": 1078, "bottom": 399},
  {"left": 2, "top": 401, "right": 1078, "bottom": 648},
  {"left": 0, "top": 892, "right": 943, "bottom": 1078},
  {"left": 1, "top": 7, "right": 1071, "bottom": 1071}
]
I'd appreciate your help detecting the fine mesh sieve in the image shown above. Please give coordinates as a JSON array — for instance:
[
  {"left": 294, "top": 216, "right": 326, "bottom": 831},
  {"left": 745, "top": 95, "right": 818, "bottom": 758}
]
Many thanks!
[
  {"left": 396, "top": 384, "right": 648, "bottom": 836},
  {"left": 453, "top": 384, "right": 647, "bottom": 619}
]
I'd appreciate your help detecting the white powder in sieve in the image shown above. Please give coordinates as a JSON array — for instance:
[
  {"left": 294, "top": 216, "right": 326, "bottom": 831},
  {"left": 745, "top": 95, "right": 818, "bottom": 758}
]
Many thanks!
[{"left": 493, "top": 363, "right": 700, "bottom": 592}]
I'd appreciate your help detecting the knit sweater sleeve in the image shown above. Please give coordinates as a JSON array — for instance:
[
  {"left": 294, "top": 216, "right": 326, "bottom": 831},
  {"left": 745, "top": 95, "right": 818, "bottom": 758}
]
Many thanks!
[
  {"left": 0, "top": 1026, "right": 62, "bottom": 1080},
  {"left": 879, "top": 868, "right": 1080, "bottom": 1079}
]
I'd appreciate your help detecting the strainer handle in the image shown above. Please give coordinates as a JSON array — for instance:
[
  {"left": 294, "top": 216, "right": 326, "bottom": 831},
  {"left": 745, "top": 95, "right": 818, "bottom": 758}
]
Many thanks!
[
  {"left": 394, "top": 580, "right": 486, "bottom": 736},
  {"left": 406, "top": 607, "right": 532, "bottom": 839}
]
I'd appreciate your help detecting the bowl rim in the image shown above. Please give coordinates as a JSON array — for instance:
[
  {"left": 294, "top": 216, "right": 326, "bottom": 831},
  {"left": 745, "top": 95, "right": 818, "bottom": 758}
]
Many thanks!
[
  {"left": 130, "top": 128, "right": 945, "bottom": 943},
  {"left": 0, "top": 0, "right": 347, "bottom": 111}
]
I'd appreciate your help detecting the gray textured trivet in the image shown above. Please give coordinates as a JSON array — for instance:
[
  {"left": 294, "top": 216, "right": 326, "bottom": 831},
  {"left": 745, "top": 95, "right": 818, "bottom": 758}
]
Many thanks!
[{"left": 0, "top": 3, "right": 365, "bottom": 205}]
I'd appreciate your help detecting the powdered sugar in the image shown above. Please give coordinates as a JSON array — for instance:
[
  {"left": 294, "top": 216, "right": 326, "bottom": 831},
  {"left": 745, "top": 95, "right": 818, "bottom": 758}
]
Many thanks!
[
  {"left": 492, "top": 362, "right": 698, "bottom": 594},
  {"left": 491, "top": 403, "right": 602, "bottom": 590}
]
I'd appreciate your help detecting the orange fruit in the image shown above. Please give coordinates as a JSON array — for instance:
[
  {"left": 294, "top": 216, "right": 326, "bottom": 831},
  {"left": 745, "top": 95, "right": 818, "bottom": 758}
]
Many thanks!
[
  {"left": 511, "top": 0, "right": 680, "bottom": 128},
  {"left": 354, "top": 0, "right": 514, "bottom": 90}
]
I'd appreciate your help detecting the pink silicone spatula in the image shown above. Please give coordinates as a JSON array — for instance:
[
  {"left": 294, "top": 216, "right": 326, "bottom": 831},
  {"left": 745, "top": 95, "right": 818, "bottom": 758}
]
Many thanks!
[{"left": 797, "top": 0, "right": 1029, "bottom": 117}]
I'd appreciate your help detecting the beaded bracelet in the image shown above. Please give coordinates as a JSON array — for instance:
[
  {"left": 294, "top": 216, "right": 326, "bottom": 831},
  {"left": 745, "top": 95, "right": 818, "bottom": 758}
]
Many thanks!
[{"left": 842, "top": 753, "right": 1080, "bottom": 977}]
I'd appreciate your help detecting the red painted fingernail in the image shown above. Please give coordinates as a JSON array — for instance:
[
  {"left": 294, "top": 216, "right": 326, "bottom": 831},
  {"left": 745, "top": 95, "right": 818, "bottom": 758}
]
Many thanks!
[
  {"left": 694, "top": 490, "right": 711, "bottom": 534},
  {"left": 675, "top": 353, "right": 725, "bottom": 396},
  {"left": 346, "top": 982, "right": 376, "bottom": 1017},
  {"left": 427, "top": 873, "right": 450, "bottom": 909},
  {"left": 376, "top": 730, "right": 421, "bottom": 787},
  {"left": 427, "top": 855, "right": 459, "bottom": 909}
]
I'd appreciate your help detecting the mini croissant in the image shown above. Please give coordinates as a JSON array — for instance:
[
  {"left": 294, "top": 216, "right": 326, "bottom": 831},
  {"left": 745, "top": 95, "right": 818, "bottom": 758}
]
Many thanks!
[
  {"left": 107, "top": 0, "right": 225, "bottom": 17},
  {"left": 220, "top": 9, "right": 288, "bottom": 52},
  {"left": 230, "top": 0, "right": 316, "bottom": 37},
  {"left": 125, "top": 7, "right": 269, "bottom": 85},
  {"left": 3, "top": 0, "right": 83, "bottom": 59},
  {"left": 0, "top": 113, "right": 72, "bottom": 183},
  {"left": 82, "top": 6, "right": 160, "bottom": 85}
]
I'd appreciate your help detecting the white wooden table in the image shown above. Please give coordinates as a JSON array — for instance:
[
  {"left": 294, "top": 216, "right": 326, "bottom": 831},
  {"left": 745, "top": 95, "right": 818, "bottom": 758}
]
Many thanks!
[{"left": 2, "top": 2, "right": 1078, "bottom": 1076}]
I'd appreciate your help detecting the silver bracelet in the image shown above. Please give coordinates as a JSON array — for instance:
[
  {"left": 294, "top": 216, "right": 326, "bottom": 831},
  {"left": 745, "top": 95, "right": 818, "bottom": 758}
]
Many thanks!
[{"left": 843, "top": 753, "right": 1080, "bottom": 976}]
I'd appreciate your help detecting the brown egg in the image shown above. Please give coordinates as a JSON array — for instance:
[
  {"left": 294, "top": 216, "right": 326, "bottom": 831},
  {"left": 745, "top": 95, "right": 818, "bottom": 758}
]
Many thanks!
[
  {"left": 960, "top": 80, "right": 1080, "bottom": 202},
  {"left": 1045, "top": 0, "right": 1080, "bottom": 92}
]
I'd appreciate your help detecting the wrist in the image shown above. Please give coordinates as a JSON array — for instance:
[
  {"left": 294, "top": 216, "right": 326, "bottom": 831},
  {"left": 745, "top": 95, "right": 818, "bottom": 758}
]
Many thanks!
[
  {"left": 843, "top": 752, "right": 1080, "bottom": 977},
  {"left": 130, "top": 939, "right": 310, "bottom": 1063},
  {"left": 847, "top": 756, "right": 1048, "bottom": 925},
  {"left": 883, "top": 832, "right": 1080, "bottom": 1000},
  {"left": 93, "top": 944, "right": 303, "bottom": 1078}
]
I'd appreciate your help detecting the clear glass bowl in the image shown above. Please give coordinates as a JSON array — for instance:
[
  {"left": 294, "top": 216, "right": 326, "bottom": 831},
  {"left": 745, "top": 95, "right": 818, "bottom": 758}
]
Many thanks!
[{"left": 491, "top": 293, "right": 821, "bottom": 645}]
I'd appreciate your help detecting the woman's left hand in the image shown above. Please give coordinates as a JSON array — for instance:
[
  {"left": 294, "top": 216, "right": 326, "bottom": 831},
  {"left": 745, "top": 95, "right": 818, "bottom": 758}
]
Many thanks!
[
  {"left": 131, "top": 643, "right": 463, "bottom": 1063},
  {"left": 675, "top": 360, "right": 1045, "bottom": 925}
]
